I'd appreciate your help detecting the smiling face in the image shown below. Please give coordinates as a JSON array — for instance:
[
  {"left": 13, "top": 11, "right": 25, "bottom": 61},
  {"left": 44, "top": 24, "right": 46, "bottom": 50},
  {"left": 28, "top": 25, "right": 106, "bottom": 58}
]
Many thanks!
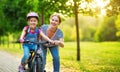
[
  {"left": 28, "top": 17, "right": 38, "bottom": 29},
  {"left": 50, "top": 15, "right": 60, "bottom": 28}
]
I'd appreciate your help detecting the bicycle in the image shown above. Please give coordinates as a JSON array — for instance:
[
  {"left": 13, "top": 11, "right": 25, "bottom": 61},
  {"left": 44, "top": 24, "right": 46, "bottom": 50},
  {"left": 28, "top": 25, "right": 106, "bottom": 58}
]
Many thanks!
[{"left": 20, "top": 40, "right": 49, "bottom": 72}]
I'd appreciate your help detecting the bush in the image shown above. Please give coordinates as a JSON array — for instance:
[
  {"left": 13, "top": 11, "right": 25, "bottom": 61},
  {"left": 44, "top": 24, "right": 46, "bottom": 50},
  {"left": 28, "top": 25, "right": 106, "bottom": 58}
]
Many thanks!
[
  {"left": 60, "top": 15, "right": 98, "bottom": 42},
  {"left": 94, "top": 16, "right": 117, "bottom": 42}
]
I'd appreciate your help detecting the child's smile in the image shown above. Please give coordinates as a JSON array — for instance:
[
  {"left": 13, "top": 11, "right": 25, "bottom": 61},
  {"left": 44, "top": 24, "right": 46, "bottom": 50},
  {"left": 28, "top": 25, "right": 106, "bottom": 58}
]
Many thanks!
[{"left": 28, "top": 17, "right": 38, "bottom": 29}]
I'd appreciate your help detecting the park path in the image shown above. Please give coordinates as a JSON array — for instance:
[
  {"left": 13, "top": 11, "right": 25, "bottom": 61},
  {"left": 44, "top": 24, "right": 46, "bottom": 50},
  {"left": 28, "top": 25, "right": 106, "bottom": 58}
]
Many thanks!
[
  {"left": 0, "top": 50, "right": 74, "bottom": 72},
  {"left": 0, "top": 50, "right": 20, "bottom": 72},
  {"left": 0, "top": 50, "right": 53, "bottom": 72}
]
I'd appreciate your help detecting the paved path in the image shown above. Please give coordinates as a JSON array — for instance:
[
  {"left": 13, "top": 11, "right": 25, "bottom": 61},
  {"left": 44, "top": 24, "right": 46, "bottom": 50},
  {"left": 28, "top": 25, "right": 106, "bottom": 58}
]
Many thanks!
[
  {"left": 0, "top": 50, "right": 74, "bottom": 72},
  {"left": 0, "top": 51, "right": 20, "bottom": 72},
  {"left": 0, "top": 51, "right": 52, "bottom": 72},
  {"left": 0, "top": 50, "right": 53, "bottom": 72}
]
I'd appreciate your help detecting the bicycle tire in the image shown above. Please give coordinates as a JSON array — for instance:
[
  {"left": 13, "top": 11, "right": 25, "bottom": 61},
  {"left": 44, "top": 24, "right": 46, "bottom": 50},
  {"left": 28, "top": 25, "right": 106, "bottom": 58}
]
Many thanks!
[
  {"left": 32, "top": 60, "right": 37, "bottom": 72},
  {"left": 37, "top": 57, "right": 43, "bottom": 72},
  {"left": 28, "top": 60, "right": 32, "bottom": 69},
  {"left": 32, "top": 57, "right": 43, "bottom": 72},
  {"left": 27, "top": 52, "right": 33, "bottom": 72}
]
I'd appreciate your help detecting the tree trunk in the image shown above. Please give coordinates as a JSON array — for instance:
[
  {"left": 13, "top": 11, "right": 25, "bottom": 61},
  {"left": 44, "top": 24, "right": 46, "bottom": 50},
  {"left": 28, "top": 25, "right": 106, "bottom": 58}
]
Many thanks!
[
  {"left": 74, "top": 0, "right": 80, "bottom": 61},
  {"left": 41, "top": 11, "right": 44, "bottom": 25}
]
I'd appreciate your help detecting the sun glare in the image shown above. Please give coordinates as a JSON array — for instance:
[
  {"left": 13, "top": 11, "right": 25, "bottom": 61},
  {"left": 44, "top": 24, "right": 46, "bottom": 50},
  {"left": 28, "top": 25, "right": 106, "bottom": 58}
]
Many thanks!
[
  {"left": 66, "top": 0, "right": 110, "bottom": 16},
  {"left": 101, "top": 9, "right": 106, "bottom": 16},
  {"left": 80, "top": 0, "right": 110, "bottom": 16},
  {"left": 66, "top": 0, "right": 74, "bottom": 6},
  {"left": 95, "top": 0, "right": 110, "bottom": 16},
  {"left": 94, "top": 0, "right": 106, "bottom": 8}
]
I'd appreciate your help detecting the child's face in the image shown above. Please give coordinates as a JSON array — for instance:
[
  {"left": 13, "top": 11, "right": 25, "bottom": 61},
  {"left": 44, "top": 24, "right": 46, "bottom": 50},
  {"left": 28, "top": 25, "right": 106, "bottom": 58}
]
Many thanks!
[{"left": 28, "top": 17, "right": 38, "bottom": 29}]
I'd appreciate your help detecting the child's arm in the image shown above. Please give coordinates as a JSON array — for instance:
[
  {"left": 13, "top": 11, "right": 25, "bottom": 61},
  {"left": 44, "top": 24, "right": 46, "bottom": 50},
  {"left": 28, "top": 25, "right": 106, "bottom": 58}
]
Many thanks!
[
  {"left": 19, "top": 27, "right": 27, "bottom": 42},
  {"left": 40, "top": 31, "right": 53, "bottom": 43}
]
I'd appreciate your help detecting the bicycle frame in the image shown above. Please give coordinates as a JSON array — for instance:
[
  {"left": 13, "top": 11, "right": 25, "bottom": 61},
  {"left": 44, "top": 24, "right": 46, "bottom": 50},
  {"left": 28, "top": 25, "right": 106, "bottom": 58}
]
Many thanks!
[{"left": 23, "top": 40, "right": 48, "bottom": 72}]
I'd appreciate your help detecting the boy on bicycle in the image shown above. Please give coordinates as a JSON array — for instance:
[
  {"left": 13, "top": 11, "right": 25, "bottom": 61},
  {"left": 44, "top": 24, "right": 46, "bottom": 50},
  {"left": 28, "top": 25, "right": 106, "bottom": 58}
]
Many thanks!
[{"left": 18, "top": 12, "right": 53, "bottom": 72}]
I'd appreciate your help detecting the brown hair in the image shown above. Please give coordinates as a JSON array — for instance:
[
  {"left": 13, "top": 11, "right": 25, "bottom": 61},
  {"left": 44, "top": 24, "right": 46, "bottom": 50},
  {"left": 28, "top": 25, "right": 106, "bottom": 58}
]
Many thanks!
[{"left": 50, "top": 13, "right": 61, "bottom": 23}]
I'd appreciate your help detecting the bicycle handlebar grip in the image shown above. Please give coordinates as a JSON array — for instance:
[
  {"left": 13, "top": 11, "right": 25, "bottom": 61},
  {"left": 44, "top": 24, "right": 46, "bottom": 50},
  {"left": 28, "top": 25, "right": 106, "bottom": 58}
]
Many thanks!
[{"left": 23, "top": 40, "right": 30, "bottom": 43}]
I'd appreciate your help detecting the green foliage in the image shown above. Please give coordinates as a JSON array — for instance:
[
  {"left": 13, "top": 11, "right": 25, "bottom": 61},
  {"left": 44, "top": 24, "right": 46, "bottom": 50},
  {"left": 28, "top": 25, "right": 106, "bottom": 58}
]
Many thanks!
[
  {"left": 27, "top": 0, "right": 74, "bottom": 24},
  {"left": 94, "top": 16, "right": 117, "bottom": 42},
  {"left": 2, "top": 0, "right": 31, "bottom": 32},
  {"left": 106, "top": 0, "right": 120, "bottom": 16},
  {"left": 59, "top": 17, "right": 80, "bottom": 41},
  {"left": 115, "top": 14, "right": 120, "bottom": 38},
  {"left": 1, "top": 0, "right": 120, "bottom": 42},
  {"left": 60, "top": 24, "right": 74, "bottom": 41},
  {"left": 0, "top": 0, "right": 9, "bottom": 36},
  {"left": 60, "top": 15, "right": 98, "bottom": 41},
  {"left": 78, "top": 15, "right": 98, "bottom": 41},
  {"left": 0, "top": 0, "right": 75, "bottom": 36},
  {"left": 81, "top": 25, "right": 96, "bottom": 41}
]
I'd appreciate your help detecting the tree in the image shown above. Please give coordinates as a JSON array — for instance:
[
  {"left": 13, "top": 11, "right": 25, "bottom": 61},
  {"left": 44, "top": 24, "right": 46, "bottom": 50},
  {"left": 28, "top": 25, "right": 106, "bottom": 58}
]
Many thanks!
[
  {"left": 0, "top": 0, "right": 9, "bottom": 36},
  {"left": 74, "top": 0, "right": 80, "bottom": 61},
  {"left": 27, "top": 0, "right": 73, "bottom": 25},
  {"left": 94, "top": 16, "right": 117, "bottom": 41},
  {"left": 2, "top": 0, "right": 32, "bottom": 32},
  {"left": 106, "top": 0, "right": 120, "bottom": 16}
]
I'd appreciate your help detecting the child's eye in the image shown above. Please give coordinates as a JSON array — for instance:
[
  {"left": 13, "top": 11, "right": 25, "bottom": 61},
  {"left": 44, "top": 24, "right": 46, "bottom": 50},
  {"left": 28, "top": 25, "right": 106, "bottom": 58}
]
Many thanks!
[{"left": 34, "top": 20, "right": 37, "bottom": 22}]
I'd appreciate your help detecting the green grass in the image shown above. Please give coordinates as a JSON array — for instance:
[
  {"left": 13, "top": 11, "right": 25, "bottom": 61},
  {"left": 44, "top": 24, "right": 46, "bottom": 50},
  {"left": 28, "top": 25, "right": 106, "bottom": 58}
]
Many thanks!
[
  {"left": 0, "top": 42, "right": 120, "bottom": 72},
  {"left": 0, "top": 43, "right": 23, "bottom": 57},
  {"left": 59, "top": 42, "right": 120, "bottom": 72}
]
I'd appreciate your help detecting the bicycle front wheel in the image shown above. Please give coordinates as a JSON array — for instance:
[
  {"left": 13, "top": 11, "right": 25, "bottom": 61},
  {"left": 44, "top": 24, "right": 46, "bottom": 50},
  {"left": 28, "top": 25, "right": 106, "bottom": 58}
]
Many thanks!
[{"left": 32, "top": 57, "right": 43, "bottom": 72}]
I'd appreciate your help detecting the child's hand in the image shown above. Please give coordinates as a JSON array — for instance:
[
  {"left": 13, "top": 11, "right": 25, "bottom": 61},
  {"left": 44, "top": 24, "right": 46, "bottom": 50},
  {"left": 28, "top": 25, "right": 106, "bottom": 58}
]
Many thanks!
[{"left": 19, "top": 38, "right": 24, "bottom": 43}]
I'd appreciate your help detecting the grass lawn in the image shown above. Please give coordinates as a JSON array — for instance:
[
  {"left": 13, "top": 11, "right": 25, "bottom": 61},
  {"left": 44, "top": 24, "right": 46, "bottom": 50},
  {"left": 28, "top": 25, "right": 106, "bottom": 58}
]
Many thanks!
[
  {"left": 59, "top": 42, "right": 120, "bottom": 72},
  {"left": 0, "top": 42, "right": 120, "bottom": 72}
]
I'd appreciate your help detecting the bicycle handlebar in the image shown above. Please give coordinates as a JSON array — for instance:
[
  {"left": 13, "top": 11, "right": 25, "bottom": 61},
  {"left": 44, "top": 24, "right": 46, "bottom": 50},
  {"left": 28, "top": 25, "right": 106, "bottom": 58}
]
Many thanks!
[
  {"left": 12, "top": 40, "right": 55, "bottom": 47},
  {"left": 23, "top": 40, "right": 49, "bottom": 45},
  {"left": 12, "top": 40, "right": 48, "bottom": 44}
]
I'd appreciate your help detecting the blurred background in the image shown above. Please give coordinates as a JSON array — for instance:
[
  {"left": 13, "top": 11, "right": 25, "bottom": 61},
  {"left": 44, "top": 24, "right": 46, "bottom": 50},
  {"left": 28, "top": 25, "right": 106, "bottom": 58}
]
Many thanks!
[{"left": 0, "top": 0, "right": 120, "bottom": 72}]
